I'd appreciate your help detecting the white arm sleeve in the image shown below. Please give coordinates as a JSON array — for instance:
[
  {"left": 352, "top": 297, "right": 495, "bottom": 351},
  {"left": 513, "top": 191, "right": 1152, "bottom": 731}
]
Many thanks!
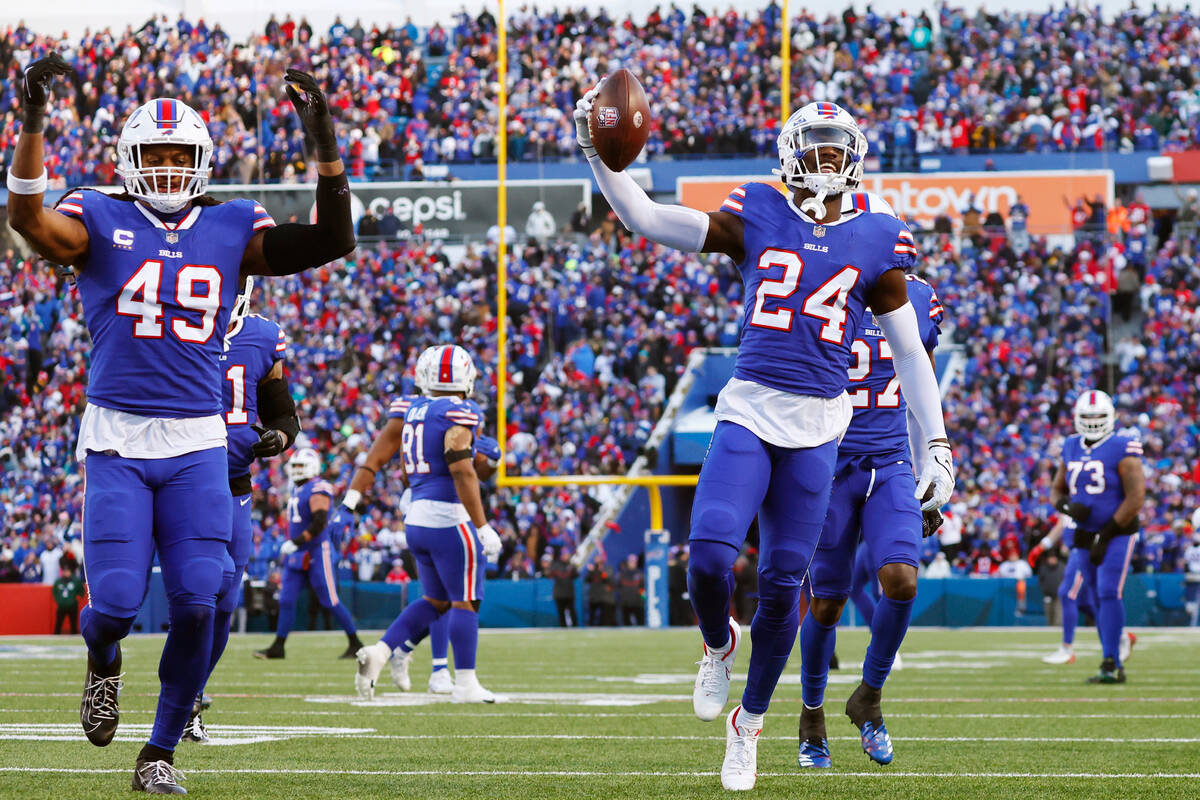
[
  {"left": 875, "top": 301, "right": 947, "bottom": 442},
  {"left": 587, "top": 154, "right": 710, "bottom": 252},
  {"left": 906, "top": 408, "right": 926, "bottom": 474}
]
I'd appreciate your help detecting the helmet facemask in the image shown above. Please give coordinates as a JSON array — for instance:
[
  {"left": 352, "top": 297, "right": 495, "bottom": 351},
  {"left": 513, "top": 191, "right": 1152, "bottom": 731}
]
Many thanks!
[
  {"left": 774, "top": 108, "right": 868, "bottom": 220},
  {"left": 224, "top": 276, "right": 254, "bottom": 351}
]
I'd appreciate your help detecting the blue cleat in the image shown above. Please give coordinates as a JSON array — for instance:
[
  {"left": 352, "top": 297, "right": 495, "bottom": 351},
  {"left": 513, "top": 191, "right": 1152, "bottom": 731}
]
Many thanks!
[
  {"left": 846, "top": 681, "right": 893, "bottom": 765},
  {"left": 857, "top": 719, "right": 894, "bottom": 765},
  {"left": 798, "top": 737, "right": 832, "bottom": 768},
  {"left": 797, "top": 705, "right": 832, "bottom": 768}
]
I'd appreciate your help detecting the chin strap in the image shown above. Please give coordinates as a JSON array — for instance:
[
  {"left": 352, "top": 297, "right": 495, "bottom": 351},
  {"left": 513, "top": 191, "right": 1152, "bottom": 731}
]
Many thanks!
[{"left": 799, "top": 183, "right": 832, "bottom": 220}]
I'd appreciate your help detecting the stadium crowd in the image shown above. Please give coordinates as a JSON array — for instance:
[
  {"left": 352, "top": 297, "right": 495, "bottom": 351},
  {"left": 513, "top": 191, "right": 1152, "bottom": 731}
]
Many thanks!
[
  {"left": 5, "top": 2, "right": 1200, "bottom": 186},
  {"left": 3, "top": 185, "right": 1200, "bottom": 596}
]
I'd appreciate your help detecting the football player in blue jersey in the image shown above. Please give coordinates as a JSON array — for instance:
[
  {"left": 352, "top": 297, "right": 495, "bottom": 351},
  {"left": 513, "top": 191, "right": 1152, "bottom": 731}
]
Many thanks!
[
  {"left": 253, "top": 447, "right": 364, "bottom": 660},
  {"left": 576, "top": 90, "right": 954, "bottom": 789},
  {"left": 340, "top": 352, "right": 504, "bottom": 695},
  {"left": 5, "top": 54, "right": 353, "bottom": 792},
  {"left": 353, "top": 345, "right": 503, "bottom": 704},
  {"left": 796, "top": 272, "right": 944, "bottom": 769},
  {"left": 181, "top": 278, "right": 301, "bottom": 742},
  {"left": 1050, "top": 390, "right": 1145, "bottom": 683}
]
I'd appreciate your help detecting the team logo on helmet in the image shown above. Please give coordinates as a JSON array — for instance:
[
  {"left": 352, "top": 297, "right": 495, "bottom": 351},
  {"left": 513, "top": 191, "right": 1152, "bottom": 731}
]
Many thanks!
[{"left": 596, "top": 107, "right": 620, "bottom": 128}]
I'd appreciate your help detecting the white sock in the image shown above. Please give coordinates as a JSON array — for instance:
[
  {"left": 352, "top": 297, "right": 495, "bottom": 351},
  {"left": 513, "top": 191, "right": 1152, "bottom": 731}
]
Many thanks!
[
  {"left": 804, "top": 704, "right": 822, "bottom": 711},
  {"left": 455, "top": 668, "right": 477, "bottom": 686},
  {"left": 707, "top": 637, "right": 732, "bottom": 658},
  {"left": 736, "top": 708, "right": 764, "bottom": 730}
]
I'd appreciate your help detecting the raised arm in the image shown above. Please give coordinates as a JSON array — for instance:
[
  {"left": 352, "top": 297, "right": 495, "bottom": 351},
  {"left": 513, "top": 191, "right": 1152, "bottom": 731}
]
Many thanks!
[
  {"left": 240, "top": 69, "right": 355, "bottom": 278},
  {"left": 5, "top": 54, "right": 90, "bottom": 268},
  {"left": 573, "top": 83, "right": 744, "bottom": 261}
]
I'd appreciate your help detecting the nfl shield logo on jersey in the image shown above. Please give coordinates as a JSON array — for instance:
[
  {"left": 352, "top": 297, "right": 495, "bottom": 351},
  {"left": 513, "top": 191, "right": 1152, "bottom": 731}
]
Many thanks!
[
  {"left": 165, "top": 232, "right": 179, "bottom": 244},
  {"left": 596, "top": 107, "right": 620, "bottom": 128}
]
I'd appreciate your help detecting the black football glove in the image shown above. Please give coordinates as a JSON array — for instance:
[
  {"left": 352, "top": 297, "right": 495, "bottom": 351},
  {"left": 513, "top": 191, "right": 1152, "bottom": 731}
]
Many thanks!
[
  {"left": 284, "top": 68, "right": 338, "bottom": 162},
  {"left": 1089, "top": 520, "right": 1121, "bottom": 566},
  {"left": 1055, "top": 498, "right": 1091, "bottom": 523},
  {"left": 922, "top": 507, "right": 944, "bottom": 538},
  {"left": 250, "top": 424, "right": 288, "bottom": 459},
  {"left": 21, "top": 53, "right": 73, "bottom": 132}
]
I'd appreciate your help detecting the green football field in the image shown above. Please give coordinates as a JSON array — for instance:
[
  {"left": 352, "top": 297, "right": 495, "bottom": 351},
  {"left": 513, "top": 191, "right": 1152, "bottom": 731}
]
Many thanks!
[{"left": 1, "top": 626, "right": 1198, "bottom": 799}]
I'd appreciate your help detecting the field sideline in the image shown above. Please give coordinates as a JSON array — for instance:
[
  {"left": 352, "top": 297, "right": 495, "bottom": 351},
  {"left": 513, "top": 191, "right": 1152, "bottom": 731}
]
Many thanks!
[{"left": 1, "top": 627, "right": 1198, "bottom": 799}]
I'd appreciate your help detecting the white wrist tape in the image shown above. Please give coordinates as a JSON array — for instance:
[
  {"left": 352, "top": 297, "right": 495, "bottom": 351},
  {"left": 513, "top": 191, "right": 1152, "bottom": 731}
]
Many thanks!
[
  {"left": 587, "top": 154, "right": 709, "bottom": 252},
  {"left": 343, "top": 489, "right": 362, "bottom": 511},
  {"left": 6, "top": 169, "right": 48, "bottom": 195},
  {"left": 874, "top": 301, "right": 947, "bottom": 442}
]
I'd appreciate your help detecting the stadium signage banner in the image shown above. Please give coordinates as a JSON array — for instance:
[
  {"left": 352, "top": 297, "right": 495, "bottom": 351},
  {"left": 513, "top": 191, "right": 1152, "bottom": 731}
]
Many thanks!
[
  {"left": 678, "top": 170, "right": 1114, "bottom": 234},
  {"left": 205, "top": 179, "right": 590, "bottom": 241}
]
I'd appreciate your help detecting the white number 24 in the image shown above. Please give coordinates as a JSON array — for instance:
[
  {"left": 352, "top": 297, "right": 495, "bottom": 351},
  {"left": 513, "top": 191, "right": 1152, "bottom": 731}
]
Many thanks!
[{"left": 748, "top": 249, "right": 860, "bottom": 344}]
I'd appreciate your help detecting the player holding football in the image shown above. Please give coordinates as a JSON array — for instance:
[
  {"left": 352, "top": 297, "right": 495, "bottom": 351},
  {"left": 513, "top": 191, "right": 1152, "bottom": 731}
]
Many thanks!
[
  {"left": 339, "top": 352, "right": 502, "bottom": 694},
  {"left": 576, "top": 89, "right": 954, "bottom": 790},
  {"left": 254, "top": 447, "right": 365, "bottom": 660},
  {"left": 1050, "top": 390, "right": 1144, "bottom": 683},
  {"left": 183, "top": 280, "right": 301, "bottom": 742},
  {"left": 797, "top": 271, "right": 944, "bottom": 769},
  {"left": 354, "top": 345, "right": 503, "bottom": 704},
  {"left": 6, "top": 54, "right": 353, "bottom": 792}
]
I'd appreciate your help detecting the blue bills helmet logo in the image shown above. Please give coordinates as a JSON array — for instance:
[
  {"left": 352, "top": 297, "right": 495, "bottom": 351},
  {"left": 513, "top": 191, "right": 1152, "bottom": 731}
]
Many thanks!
[{"left": 596, "top": 106, "right": 620, "bottom": 128}]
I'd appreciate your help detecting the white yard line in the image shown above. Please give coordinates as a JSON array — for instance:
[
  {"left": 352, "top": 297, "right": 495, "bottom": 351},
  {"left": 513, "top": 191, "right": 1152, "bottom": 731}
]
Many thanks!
[{"left": 0, "top": 766, "right": 1197, "bottom": 779}]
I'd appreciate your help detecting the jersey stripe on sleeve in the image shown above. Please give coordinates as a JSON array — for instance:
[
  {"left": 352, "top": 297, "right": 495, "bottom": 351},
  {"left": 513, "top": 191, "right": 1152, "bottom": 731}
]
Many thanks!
[
  {"left": 252, "top": 202, "right": 276, "bottom": 231},
  {"left": 721, "top": 185, "right": 747, "bottom": 213},
  {"left": 55, "top": 191, "right": 86, "bottom": 218},
  {"left": 894, "top": 228, "right": 917, "bottom": 257}
]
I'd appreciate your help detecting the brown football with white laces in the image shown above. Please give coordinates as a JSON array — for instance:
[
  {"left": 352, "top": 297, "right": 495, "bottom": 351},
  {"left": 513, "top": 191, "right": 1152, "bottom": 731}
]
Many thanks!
[{"left": 588, "top": 69, "right": 651, "bottom": 172}]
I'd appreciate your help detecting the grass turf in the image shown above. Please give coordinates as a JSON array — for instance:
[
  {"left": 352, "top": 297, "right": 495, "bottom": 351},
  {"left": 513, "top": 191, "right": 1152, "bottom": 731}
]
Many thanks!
[{"left": 1, "top": 626, "right": 1198, "bottom": 799}]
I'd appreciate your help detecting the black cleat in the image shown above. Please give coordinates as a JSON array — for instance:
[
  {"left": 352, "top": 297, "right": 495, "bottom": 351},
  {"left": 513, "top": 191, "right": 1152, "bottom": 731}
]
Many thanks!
[
  {"left": 845, "top": 680, "right": 884, "bottom": 729},
  {"left": 181, "top": 697, "right": 209, "bottom": 743},
  {"left": 1087, "top": 657, "right": 1126, "bottom": 684},
  {"left": 340, "top": 635, "right": 366, "bottom": 659},
  {"left": 829, "top": 651, "right": 840, "bottom": 670},
  {"left": 797, "top": 704, "right": 832, "bottom": 768},
  {"left": 132, "top": 759, "right": 187, "bottom": 794},
  {"left": 198, "top": 693, "right": 213, "bottom": 710},
  {"left": 253, "top": 639, "right": 285, "bottom": 660},
  {"left": 80, "top": 646, "right": 123, "bottom": 747}
]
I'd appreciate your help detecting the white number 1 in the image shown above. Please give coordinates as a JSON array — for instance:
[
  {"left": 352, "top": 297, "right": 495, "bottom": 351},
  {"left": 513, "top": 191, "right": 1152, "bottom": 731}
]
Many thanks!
[{"left": 225, "top": 364, "right": 248, "bottom": 425}]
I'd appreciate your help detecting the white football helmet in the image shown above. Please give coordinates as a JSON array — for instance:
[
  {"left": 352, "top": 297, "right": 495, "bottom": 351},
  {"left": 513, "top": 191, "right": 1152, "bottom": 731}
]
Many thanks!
[
  {"left": 416, "top": 344, "right": 476, "bottom": 394},
  {"left": 1074, "top": 389, "right": 1115, "bottom": 441},
  {"left": 286, "top": 448, "right": 322, "bottom": 483},
  {"left": 117, "top": 98, "right": 213, "bottom": 213},
  {"left": 774, "top": 102, "right": 868, "bottom": 199}
]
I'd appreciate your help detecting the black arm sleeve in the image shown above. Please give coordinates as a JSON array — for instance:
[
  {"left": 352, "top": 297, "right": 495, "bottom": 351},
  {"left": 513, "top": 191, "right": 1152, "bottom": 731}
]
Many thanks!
[
  {"left": 257, "top": 376, "right": 300, "bottom": 450},
  {"left": 262, "top": 172, "right": 355, "bottom": 275},
  {"left": 304, "top": 508, "right": 329, "bottom": 539}
]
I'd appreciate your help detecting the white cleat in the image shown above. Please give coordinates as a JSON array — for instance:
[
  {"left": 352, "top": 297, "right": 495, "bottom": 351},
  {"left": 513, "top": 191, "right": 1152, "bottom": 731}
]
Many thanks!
[
  {"left": 428, "top": 669, "right": 455, "bottom": 695},
  {"left": 1042, "top": 645, "right": 1076, "bottom": 665},
  {"left": 693, "top": 617, "right": 742, "bottom": 722},
  {"left": 891, "top": 651, "right": 904, "bottom": 671},
  {"left": 1119, "top": 631, "right": 1137, "bottom": 663},
  {"left": 355, "top": 642, "right": 392, "bottom": 700},
  {"left": 389, "top": 648, "right": 413, "bottom": 692},
  {"left": 721, "top": 705, "right": 760, "bottom": 791},
  {"left": 452, "top": 679, "right": 496, "bottom": 704}
]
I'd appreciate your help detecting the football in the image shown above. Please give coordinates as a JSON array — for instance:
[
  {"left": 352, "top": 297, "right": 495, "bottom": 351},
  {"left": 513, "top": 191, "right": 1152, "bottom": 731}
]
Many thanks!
[{"left": 589, "top": 69, "right": 650, "bottom": 172}]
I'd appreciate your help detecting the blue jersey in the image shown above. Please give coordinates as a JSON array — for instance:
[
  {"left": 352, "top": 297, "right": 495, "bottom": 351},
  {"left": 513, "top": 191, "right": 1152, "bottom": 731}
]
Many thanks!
[
  {"left": 387, "top": 393, "right": 424, "bottom": 422},
  {"left": 56, "top": 190, "right": 274, "bottom": 417},
  {"left": 285, "top": 478, "right": 335, "bottom": 557},
  {"left": 718, "top": 185, "right": 915, "bottom": 398},
  {"left": 839, "top": 274, "right": 944, "bottom": 456},
  {"left": 1061, "top": 434, "right": 1143, "bottom": 531},
  {"left": 221, "top": 315, "right": 287, "bottom": 479},
  {"left": 403, "top": 396, "right": 483, "bottom": 503}
]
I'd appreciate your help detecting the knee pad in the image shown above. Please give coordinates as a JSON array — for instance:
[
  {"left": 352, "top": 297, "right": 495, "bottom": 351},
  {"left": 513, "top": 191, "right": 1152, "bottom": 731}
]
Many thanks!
[
  {"left": 756, "top": 572, "right": 802, "bottom": 618},
  {"left": 690, "top": 501, "right": 741, "bottom": 544},
  {"left": 687, "top": 540, "right": 737, "bottom": 582},
  {"left": 89, "top": 568, "right": 150, "bottom": 618},
  {"left": 168, "top": 603, "right": 215, "bottom": 635},
  {"left": 166, "top": 554, "right": 226, "bottom": 607}
]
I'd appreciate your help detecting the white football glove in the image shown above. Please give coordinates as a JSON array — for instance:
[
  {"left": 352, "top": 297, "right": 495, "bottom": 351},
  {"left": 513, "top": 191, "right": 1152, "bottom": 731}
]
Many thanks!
[
  {"left": 279, "top": 539, "right": 299, "bottom": 557},
  {"left": 573, "top": 80, "right": 604, "bottom": 159},
  {"left": 476, "top": 523, "right": 502, "bottom": 561},
  {"left": 915, "top": 440, "right": 955, "bottom": 511}
]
